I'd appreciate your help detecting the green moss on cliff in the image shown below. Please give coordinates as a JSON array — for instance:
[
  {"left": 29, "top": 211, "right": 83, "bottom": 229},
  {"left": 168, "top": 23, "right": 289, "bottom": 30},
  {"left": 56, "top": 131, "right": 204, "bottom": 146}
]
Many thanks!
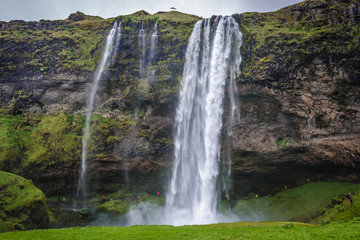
[
  {"left": 0, "top": 17, "right": 113, "bottom": 78},
  {"left": 88, "top": 114, "right": 131, "bottom": 159},
  {"left": 0, "top": 111, "right": 138, "bottom": 173},
  {"left": 25, "top": 112, "right": 83, "bottom": 166},
  {"left": 95, "top": 192, "right": 164, "bottom": 216},
  {"left": 0, "top": 112, "right": 83, "bottom": 172}
]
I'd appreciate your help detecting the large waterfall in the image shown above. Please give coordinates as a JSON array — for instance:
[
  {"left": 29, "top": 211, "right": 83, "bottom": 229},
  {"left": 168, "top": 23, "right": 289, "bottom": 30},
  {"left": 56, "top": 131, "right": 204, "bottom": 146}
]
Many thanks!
[
  {"left": 76, "top": 22, "right": 121, "bottom": 207},
  {"left": 126, "top": 16, "right": 242, "bottom": 226},
  {"left": 165, "top": 16, "right": 242, "bottom": 225}
]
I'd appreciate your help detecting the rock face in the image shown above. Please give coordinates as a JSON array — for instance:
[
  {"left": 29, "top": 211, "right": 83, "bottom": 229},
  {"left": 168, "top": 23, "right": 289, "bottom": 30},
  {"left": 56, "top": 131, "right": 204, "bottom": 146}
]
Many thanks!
[
  {"left": 0, "top": 1, "right": 359, "bottom": 200},
  {"left": 230, "top": 0, "right": 360, "bottom": 196},
  {"left": 0, "top": 11, "right": 198, "bottom": 196}
]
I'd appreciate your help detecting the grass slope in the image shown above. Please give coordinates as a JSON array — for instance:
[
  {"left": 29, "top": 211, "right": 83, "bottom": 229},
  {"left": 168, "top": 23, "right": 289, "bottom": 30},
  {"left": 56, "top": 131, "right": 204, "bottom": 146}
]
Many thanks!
[
  {"left": 233, "top": 182, "right": 360, "bottom": 222},
  {"left": 1, "top": 220, "right": 360, "bottom": 239},
  {"left": 314, "top": 191, "right": 360, "bottom": 224}
]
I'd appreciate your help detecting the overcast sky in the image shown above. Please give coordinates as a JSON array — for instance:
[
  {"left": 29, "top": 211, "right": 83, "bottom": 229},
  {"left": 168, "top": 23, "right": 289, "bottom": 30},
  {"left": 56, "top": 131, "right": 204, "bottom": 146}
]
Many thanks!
[{"left": 0, "top": 0, "right": 303, "bottom": 21}]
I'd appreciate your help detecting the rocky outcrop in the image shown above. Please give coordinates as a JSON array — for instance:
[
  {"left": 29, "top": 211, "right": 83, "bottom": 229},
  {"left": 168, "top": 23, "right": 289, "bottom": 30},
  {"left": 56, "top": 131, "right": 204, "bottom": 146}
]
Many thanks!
[{"left": 0, "top": 171, "right": 49, "bottom": 232}]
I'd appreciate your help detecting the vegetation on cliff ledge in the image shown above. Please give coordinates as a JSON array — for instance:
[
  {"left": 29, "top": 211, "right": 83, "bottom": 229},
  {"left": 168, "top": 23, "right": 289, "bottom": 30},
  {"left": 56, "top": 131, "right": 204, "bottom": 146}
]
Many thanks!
[
  {"left": 0, "top": 10, "right": 198, "bottom": 81},
  {"left": 0, "top": 112, "right": 83, "bottom": 172},
  {"left": 0, "top": 16, "right": 113, "bottom": 78},
  {"left": 0, "top": 111, "right": 139, "bottom": 175}
]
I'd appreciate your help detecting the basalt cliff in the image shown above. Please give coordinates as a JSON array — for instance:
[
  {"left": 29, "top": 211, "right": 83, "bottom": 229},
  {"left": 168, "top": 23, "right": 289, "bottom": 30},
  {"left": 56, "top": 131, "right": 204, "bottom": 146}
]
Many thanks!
[{"left": 0, "top": 0, "right": 359, "bottom": 201}]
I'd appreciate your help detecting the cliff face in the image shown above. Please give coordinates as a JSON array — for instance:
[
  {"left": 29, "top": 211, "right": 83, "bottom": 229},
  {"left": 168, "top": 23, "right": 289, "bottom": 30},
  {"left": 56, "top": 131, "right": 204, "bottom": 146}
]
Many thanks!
[
  {"left": 0, "top": 10, "right": 198, "bottom": 196},
  {"left": 231, "top": 0, "right": 360, "bottom": 195},
  {"left": 0, "top": 1, "right": 359, "bottom": 198}
]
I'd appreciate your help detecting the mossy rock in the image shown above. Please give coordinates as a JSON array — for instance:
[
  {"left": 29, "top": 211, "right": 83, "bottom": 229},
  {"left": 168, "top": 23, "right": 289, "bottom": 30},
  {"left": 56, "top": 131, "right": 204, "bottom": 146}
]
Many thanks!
[
  {"left": 95, "top": 192, "right": 164, "bottom": 216},
  {"left": 0, "top": 171, "right": 49, "bottom": 232},
  {"left": 96, "top": 200, "right": 129, "bottom": 215}
]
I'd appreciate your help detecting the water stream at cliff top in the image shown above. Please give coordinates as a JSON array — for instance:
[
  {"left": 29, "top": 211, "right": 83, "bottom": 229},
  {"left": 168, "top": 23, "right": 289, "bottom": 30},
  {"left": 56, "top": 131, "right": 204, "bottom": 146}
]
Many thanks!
[
  {"left": 139, "top": 21, "right": 146, "bottom": 79},
  {"left": 126, "top": 16, "right": 242, "bottom": 225},
  {"left": 76, "top": 21, "right": 121, "bottom": 208},
  {"left": 148, "top": 21, "right": 158, "bottom": 80}
]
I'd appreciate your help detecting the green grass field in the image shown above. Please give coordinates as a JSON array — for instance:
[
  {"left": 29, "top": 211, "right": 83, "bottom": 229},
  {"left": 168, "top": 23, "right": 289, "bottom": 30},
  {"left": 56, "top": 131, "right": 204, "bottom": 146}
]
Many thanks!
[
  {"left": 2, "top": 180, "right": 360, "bottom": 238},
  {"left": 233, "top": 182, "right": 360, "bottom": 222},
  {"left": 1, "top": 220, "right": 360, "bottom": 240}
]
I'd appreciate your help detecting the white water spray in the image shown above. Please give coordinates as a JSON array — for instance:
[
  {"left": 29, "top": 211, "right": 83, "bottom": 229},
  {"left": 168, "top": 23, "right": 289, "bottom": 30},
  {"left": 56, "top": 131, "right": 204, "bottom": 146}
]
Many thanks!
[
  {"left": 76, "top": 22, "right": 121, "bottom": 206},
  {"left": 126, "top": 16, "right": 242, "bottom": 225}
]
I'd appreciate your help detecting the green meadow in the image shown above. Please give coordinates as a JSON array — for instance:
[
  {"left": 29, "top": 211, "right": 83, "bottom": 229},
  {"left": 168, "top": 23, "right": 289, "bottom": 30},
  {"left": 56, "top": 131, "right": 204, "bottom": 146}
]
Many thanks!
[{"left": 1, "top": 220, "right": 360, "bottom": 240}]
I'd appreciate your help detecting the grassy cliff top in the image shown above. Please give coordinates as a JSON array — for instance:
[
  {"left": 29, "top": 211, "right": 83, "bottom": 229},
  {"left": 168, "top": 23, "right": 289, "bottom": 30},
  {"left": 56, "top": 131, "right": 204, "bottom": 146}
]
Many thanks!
[
  {"left": 152, "top": 11, "right": 201, "bottom": 22},
  {"left": 236, "top": 0, "right": 360, "bottom": 81},
  {"left": 117, "top": 10, "right": 201, "bottom": 24},
  {"left": 0, "top": 8, "right": 199, "bottom": 79},
  {"left": 238, "top": 0, "right": 360, "bottom": 46}
]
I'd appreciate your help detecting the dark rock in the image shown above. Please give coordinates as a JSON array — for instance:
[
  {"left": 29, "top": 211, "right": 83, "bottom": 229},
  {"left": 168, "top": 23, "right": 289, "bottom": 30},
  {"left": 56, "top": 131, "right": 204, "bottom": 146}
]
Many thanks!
[{"left": 67, "top": 11, "right": 87, "bottom": 21}]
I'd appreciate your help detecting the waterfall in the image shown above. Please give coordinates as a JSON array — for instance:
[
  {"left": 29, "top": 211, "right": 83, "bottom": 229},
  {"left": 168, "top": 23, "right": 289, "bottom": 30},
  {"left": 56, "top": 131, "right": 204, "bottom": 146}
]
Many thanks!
[
  {"left": 76, "top": 21, "right": 121, "bottom": 207},
  {"left": 138, "top": 21, "right": 146, "bottom": 78},
  {"left": 126, "top": 16, "right": 242, "bottom": 226},
  {"left": 113, "top": 21, "right": 122, "bottom": 60},
  {"left": 222, "top": 17, "right": 242, "bottom": 199},
  {"left": 165, "top": 16, "right": 242, "bottom": 225},
  {"left": 148, "top": 21, "right": 158, "bottom": 79}
]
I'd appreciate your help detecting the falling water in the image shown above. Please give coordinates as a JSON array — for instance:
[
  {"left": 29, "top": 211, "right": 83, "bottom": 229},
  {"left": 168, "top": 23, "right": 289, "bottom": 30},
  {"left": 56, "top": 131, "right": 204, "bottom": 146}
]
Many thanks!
[
  {"left": 222, "top": 18, "right": 242, "bottom": 199},
  {"left": 126, "top": 16, "right": 242, "bottom": 226},
  {"left": 165, "top": 16, "right": 242, "bottom": 225},
  {"left": 76, "top": 22, "right": 120, "bottom": 207},
  {"left": 113, "top": 21, "right": 122, "bottom": 60},
  {"left": 148, "top": 21, "right": 158, "bottom": 79},
  {"left": 138, "top": 21, "right": 146, "bottom": 78}
]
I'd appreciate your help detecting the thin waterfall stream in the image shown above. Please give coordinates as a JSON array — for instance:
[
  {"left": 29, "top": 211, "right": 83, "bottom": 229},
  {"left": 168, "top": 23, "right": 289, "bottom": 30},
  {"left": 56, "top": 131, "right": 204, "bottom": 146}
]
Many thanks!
[
  {"left": 76, "top": 21, "right": 121, "bottom": 208},
  {"left": 149, "top": 21, "right": 158, "bottom": 79},
  {"left": 138, "top": 21, "right": 146, "bottom": 79}
]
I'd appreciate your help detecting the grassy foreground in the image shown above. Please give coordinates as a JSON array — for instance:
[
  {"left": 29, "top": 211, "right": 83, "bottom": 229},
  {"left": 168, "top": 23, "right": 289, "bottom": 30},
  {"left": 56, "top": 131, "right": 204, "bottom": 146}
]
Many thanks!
[{"left": 1, "top": 220, "right": 360, "bottom": 239}]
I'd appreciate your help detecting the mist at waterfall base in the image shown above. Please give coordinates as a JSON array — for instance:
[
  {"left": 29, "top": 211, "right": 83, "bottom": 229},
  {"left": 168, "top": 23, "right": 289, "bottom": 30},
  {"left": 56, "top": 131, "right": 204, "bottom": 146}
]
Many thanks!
[{"left": 125, "top": 16, "right": 243, "bottom": 226}]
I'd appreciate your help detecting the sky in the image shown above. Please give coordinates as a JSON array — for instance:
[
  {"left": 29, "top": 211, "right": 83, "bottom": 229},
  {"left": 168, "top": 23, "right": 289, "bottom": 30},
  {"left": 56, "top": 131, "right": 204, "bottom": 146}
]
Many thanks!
[{"left": 0, "top": 0, "right": 304, "bottom": 22}]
